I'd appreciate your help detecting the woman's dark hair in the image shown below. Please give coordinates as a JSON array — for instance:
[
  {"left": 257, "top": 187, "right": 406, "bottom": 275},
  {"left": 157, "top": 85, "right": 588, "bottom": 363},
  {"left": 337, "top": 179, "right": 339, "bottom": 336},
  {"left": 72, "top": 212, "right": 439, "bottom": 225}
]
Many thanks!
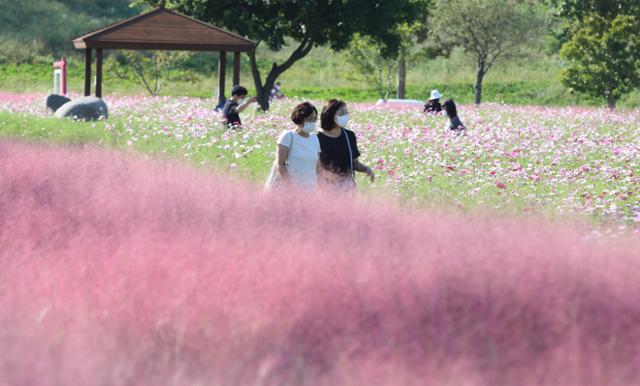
[
  {"left": 231, "top": 85, "right": 248, "bottom": 97},
  {"left": 320, "top": 99, "right": 346, "bottom": 130},
  {"left": 443, "top": 99, "right": 458, "bottom": 118},
  {"left": 290, "top": 102, "right": 318, "bottom": 125}
]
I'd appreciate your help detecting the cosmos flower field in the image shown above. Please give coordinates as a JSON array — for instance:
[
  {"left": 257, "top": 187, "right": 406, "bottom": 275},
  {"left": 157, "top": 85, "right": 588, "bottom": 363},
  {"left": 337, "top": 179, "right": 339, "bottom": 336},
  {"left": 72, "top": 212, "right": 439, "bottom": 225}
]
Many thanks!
[{"left": 2, "top": 93, "right": 638, "bottom": 236}]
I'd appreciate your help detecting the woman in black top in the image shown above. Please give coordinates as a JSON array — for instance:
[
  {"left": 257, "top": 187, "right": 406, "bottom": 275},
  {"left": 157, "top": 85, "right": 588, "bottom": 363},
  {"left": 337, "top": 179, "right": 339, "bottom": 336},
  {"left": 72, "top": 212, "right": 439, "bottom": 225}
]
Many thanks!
[
  {"left": 318, "top": 99, "right": 375, "bottom": 189},
  {"left": 443, "top": 99, "right": 466, "bottom": 132}
]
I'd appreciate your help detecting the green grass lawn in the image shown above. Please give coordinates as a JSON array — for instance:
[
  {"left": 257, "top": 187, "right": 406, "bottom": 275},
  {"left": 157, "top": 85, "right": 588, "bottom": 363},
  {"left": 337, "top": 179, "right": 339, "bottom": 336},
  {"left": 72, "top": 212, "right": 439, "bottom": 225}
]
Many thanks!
[{"left": 0, "top": 110, "right": 274, "bottom": 181}]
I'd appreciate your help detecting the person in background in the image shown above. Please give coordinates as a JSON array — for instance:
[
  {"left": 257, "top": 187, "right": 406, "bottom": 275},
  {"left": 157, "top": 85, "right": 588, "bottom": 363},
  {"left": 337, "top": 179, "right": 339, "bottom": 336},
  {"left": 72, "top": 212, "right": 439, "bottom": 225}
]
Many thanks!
[
  {"left": 222, "top": 85, "right": 257, "bottom": 128},
  {"left": 424, "top": 89, "right": 443, "bottom": 114},
  {"left": 443, "top": 99, "right": 466, "bottom": 132},
  {"left": 269, "top": 102, "right": 321, "bottom": 190},
  {"left": 270, "top": 81, "right": 285, "bottom": 100},
  {"left": 318, "top": 99, "right": 375, "bottom": 189}
]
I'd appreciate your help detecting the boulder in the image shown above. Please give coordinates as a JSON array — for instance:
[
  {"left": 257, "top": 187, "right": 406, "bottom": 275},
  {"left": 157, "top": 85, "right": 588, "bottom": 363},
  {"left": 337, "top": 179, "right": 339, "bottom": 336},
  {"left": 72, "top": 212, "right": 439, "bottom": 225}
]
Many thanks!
[
  {"left": 55, "top": 96, "right": 109, "bottom": 121},
  {"left": 45, "top": 94, "right": 71, "bottom": 112}
]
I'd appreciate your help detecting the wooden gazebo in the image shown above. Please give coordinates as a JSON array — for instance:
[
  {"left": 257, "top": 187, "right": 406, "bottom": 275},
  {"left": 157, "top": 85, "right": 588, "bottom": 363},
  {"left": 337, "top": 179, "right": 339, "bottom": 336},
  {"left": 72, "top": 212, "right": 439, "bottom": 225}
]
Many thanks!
[{"left": 72, "top": 7, "right": 255, "bottom": 104}]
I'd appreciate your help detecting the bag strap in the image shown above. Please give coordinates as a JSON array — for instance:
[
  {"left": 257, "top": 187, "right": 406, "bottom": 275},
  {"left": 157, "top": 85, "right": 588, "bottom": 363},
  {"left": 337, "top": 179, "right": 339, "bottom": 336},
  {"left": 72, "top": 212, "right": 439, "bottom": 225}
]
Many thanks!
[
  {"left": 343, "top": 128, "right": 355, "bottom": 178},
  {"left": 282, "top": 130, "right": 295, "bottom": 168}
]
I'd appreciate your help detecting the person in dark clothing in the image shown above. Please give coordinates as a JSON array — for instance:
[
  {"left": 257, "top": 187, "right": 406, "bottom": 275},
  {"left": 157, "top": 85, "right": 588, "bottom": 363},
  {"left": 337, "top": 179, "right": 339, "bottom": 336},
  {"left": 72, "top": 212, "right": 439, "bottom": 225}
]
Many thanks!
[
  {"left": 221, "top": 85, "right": 257, "bottom": 128},
  {"left": 270, "top": 81, "right": 285, "bottom": 101},
  {"left": 424, "top": 89, "right": 443, "bottom": 114},
  {"left": 318, "top": 99, "right": 375, "bottom": 189},
  {"left": 443, "top": 99, "right": 466, "bottom": 132}
]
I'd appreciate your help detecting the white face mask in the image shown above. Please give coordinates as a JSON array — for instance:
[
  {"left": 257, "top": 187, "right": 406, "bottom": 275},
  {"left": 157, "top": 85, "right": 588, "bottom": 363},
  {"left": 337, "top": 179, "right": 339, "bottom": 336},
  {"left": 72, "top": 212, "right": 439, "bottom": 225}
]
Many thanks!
[
  {"left": 335, "top": 114, "right": 349, "bottom": 127},
  {"left": 302, "top": 121, "right": 316, "bottom": 133},
  {"left": 238, "top": 98, "right": 245, "bottom": 104}
]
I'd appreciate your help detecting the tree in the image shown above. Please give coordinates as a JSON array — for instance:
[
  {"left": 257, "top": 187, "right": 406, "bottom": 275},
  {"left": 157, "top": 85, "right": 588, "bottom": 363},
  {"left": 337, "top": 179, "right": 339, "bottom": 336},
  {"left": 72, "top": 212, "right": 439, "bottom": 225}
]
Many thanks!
[
  {"left": 552, "top": 0, "right": 640, "bottom": 21},
  {"left": 433, "top": 0, "right": 546, "bottom": 105},
  {"left": 552, "top": 0, "right": 640, "bottom": 109},
  {"left": 345, "top": 35, "right": 397, "bottom": 101},
  {"left": 150, "top": 0, "right": 431, "bottom": 111},
  {"left": 345, "top": 22, "right": 428, "bottom": 101},
  {"left": 106, "top": 50, "right": 189, "bottom": 96},
  {"left": 545, "top": 0, "right": 640, "bottom": 49},
  {"left": 560, "top": 15, "right": 640, "bottom": 109},
  {"left": 396, "top": 22, "right": 429, "bottom": 99}
]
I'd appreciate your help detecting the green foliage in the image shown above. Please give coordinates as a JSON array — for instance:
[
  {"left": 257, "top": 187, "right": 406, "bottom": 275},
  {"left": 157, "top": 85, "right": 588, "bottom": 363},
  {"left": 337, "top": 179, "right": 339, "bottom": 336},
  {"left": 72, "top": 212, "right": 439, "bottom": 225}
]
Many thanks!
[
  {"left": 168, "top": 0, "right": 431, "bottom": 54},
  {"left": 560, "top": 14, "right": 640, "bottom": 109},
  {"left": 155, "top": 0, "right": 432, "bottom": 110},
  {"left": 397, "top": 22, "right": 431, "bottom": 62},
  {"left": 345, "top": 35, "right": 397, "bottom": 101},
  {"left": 106, "top": 50, "right": 198, "bottom": 96},
  {"left": 555, "top": 0, "right": 640, "bottom": 21},
  {"left": 554, "top": 0, "right": 640, "bottom": 109},
  {"left": 549, "top": 0, "right": 640, "bottom": 52},
  {"left": 0, "top": 0, "right": 140, "bottom": 62},
  {"left": 0, "top": 38, "right": 47, "bottom": 64},
  {"left": 432, "top": 0, "right": 548, "bottom": 105},
  {"left": 6, "top": 54, "right": 636, "bottom": 108}
]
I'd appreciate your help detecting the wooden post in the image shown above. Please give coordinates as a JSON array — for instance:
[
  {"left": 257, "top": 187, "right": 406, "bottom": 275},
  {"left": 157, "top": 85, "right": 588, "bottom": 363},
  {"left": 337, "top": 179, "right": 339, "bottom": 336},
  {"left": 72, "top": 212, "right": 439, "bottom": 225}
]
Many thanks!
[
  {"left": 233, "top": 51, "right": 240, "bottom": 86},
  {"left": 84, "top": 48, "right": 92, "bottom": 96},
  {"left": 218, "top": 51, "right": 227, "bottom": 106},
  {"left": 96, "top": 48, "right": 103, "bottom": 98}
]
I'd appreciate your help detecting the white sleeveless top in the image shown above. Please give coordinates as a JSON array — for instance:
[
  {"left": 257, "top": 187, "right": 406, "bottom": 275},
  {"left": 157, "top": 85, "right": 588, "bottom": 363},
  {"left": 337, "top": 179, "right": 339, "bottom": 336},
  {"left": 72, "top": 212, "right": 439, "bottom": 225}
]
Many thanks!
[{"left": 277, "top": 130, "right": 320, "bottom": 190}]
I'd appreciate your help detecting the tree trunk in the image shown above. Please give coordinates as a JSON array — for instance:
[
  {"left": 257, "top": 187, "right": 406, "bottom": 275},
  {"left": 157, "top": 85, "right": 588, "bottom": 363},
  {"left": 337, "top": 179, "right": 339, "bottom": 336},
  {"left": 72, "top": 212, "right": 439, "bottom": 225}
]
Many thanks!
[
  {"left": 397, "top": 47, "right": 406, "bottom": 99},
  {"left": 607, "top": 94, "right": 616, "bottom": 111},
  {"left": 475, "top": 62, "right": 485, "bottom": 106},
  {"left": 247, "top": 37, "right": 314, "bottom": 111},
  {"left": 386, "top": 63, "right": 394, "bottom": 101},
  {"left": 133, "top": 63, "right": 155, "bottom": 97},
  {"left": 248, "top": 57, "right": 278, "bottom": 112},
  {"left": 248, "top": 50, "right": 267, "bottom": 110}
]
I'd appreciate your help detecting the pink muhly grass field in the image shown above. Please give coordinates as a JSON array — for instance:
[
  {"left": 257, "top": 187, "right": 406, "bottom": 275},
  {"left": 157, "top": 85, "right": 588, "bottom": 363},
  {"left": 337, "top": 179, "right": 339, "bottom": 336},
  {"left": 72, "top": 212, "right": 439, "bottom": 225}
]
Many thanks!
[{"left": 1, "top": 140, "right": 640, "bottom": 386}]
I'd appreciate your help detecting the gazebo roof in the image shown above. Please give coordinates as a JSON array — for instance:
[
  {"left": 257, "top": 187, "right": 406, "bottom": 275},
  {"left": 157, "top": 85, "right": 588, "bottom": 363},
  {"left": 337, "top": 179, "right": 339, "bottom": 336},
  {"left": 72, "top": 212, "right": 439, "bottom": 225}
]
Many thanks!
[{"left": 73, "top": 7, "right": 255, "bottom": 52}]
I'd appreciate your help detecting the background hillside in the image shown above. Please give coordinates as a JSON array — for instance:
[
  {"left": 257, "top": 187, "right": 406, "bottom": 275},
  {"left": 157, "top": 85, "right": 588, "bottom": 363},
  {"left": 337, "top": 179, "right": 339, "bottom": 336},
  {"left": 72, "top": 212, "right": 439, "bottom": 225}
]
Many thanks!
[
  {"left": 0, "top": 0, "right": 638, "bottom": 108},
  {"left": 0, "top": 0, "right": 141, "bottom": 62}
]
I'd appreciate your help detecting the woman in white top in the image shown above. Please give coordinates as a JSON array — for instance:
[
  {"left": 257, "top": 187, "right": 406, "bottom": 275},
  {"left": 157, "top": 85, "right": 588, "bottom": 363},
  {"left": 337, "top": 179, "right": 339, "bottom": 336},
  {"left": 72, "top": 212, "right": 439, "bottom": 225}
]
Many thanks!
[{"left": 274, "top": 102, "right": 321, "bottom": 190}]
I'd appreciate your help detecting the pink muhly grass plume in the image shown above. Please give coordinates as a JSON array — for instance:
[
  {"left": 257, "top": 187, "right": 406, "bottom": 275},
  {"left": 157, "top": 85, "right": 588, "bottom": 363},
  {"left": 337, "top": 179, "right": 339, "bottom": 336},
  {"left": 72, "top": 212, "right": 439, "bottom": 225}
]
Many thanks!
[{"left": 1, "top": 140, "right": 640, "bottom": 386}]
